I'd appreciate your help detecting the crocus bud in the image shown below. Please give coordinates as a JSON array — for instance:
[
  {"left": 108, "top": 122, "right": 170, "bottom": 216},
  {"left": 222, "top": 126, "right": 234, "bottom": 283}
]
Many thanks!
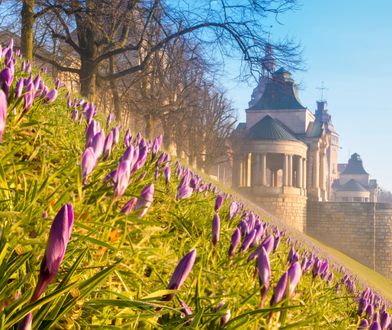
[
  {"left": 0, "top": 67, "right": 13, "bottom": 97},
  {"left": 257, "top": 246, "right": 271, "bottom": 307},
  {"left": 19, "top": 312, "right": 32, "bottom": 330},
  {"left": 215, "top": 195, "right": 224, "bottom": 212},
  {"left": 288, "top": 261, "right": 302, "bottom": 295},
  {"left": 165, "top": 249, "right": 196, "bottom": 300},
  {"left": 92, "top": 131, "right": 105, "bottom": 158},
  {"left": 369, "top": 321, "right": 382, "bottom": 330},
  {"left": 228, "top": 202, "right": 238, "bottom": 220},
  {"left": 31, "top": 204, "right": 74, "bottom": 302},
  {"left": 103, "top": 131, "right": 114, "bottom": 160},
  {"left": 381, "top": 311, "right": 391, "bottom": 329},
  {"left": 212, "top": 213, "right": 220, "bottom": 247},
  {"left": 270, "top": 272, "right": 288, "bottom": 306},
  {"left": 228, "top": 228, "right": 241, "bottom": 258},
  {"left": 121, "top": 197, "right": 137, "bottom": 215},
  {"left": 163, "top": 165, "right": 171, "bottom": 184},
  {"left": 112, "top": 126, "right": 120, "bottom": 145},
  {"left": 135, "top": 183, "right": 154, "bottom": 218},
  {"left": 241, "top": 229, "right": 257, "bottom": 253},
  {"left": 358, "top": 319, "right": 369, "bottom": 330},
  {"left": 114, "top": 160, "right": 131, "bottom": 198},
  {"left": 176, "top": 184, "right": 193, "bottom": 200},
  {"left": 220, "top": 310, "right": 231, "bottom": 326},
  {"left": 0, "top": 90, "right": 7, "bottom": 141},
  {"left": 15, "top": 78, "right": 23, "bottom": 99},
  {"left": 81, "top": 147, "right": 97, "bottom": 182},
  {"left": 45, "top": 89, "right": 58, "bottom": 103},
  {"left": 179, "top": 299, "right": 193, "bottom": 316}
]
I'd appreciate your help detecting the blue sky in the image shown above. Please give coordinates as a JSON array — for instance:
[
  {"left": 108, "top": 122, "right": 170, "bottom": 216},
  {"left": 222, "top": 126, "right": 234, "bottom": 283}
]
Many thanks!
[{"left": 223, "top": 0, "right": 392, "bottom": 191}]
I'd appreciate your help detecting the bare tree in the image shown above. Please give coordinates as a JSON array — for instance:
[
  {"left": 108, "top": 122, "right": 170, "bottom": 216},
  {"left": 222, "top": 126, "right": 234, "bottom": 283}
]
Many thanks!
[{"left": 18, "top": 0, "right": 301, "bottom": 100}]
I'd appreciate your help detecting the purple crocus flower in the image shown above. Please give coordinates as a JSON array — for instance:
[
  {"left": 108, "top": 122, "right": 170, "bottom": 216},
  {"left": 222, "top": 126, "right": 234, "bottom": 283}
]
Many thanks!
[
  {"left": 81, "top": 147, "right": 97, "bottom": 182},
  {"left": 179, "top": 299, "right": 193, "bottom": 316},
  {"left": 121, "top": 197, "right": 137, "bottom": 215},
  {"left": 71, "top": 109, "right": 78, "bottom": 121},
  {"left": 0, "top": 67, "right": 13, "bottom": 97},
  {"left": 220, "top": 310, "right": 231, "bottom": 326},
  {"left": 133, "top": 145, "right": 148, "bottom": 172},
  {"left": 45, "top": 89, "right": 58, "bottom": 103},
  {"left": 135, "top": 183, "right": 154, "bottom": 217},
  {"left": 112, "top": 126, "right": 120, "bottom": 145},
  {"left": 228, "top": 201, "right": 238, "bottom": 220},
  {"left": 31, "top": 204, "right": 74, "bottom": 301},
  {"left": 176, "top": 184, "right": 193, "bottom": 200},
  {"left": 0, "top": 90, "right": 7, "bottom": 142},
  {"left": 241, "top": 229, "right": 257, "bottom": 253},
  {"left": 92, "top": 131, "right": 105, "bottom": 158},
  {"left": 103, "top": 131, "right": 114, "bottom": 160},
  {"left": 19, "top": 312, "right": 33, "bottom": 330},
  {"left": 212, "top": 213, "right": 220, "bottom": 247},
  {"left": 15, "top": 78, "right": 23, "bottom": 99},
  {"left": 256, "top": 246, "right": 271, "bottom": 307},
  {"left": 358, "top": 319, "right": 369, "bottom": 329},
  {"left": 228, "top": 228, "right": 241, "bottom": 258},
  {"left": 366, "top": 304, "right": 374, "bottom": 319},
  {"left": 85, "top": 120, "right": 100, "bottom": 148},
  {"left": 215, "top": 195, "right": 224, "bottom": 212},
  {"left": 114, "top": 160, "right": 131, "bottom": 198},
  {"left": 124, "top": 128, "right": 132, "bottom": 147},
  {"left": 163, "top": 165, "right": 171, "bottom": 184},
  {"left": 165, "top": 249, "right": 196, "bottom": 300},
  {"left": 369, "top": 321, "right": 382, "bottom": 330},
  {"left": 381, "top": 311, "right": 391, "bottom": 329},
  {"left": 270, "top": 272, "right": 288, "bottom": 306},
  {"left": 288, "top": 261, "right": 302, "bottom": 295}
]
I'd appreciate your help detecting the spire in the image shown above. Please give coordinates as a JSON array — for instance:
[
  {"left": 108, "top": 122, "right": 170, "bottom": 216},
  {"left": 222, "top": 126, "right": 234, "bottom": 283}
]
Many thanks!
[{"left": 262, "top": 43, "right": 275, "bottom": 76}]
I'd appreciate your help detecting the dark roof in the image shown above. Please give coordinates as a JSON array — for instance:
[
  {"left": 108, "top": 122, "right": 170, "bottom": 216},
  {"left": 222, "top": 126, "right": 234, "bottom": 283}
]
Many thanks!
[
  {"left": 247, "top": 115, "right": 298, "bottom": 141},
  {"left": 306, "top": 121, "right": 323, "bottom": 138},
  {"left": 337, "top": 179, "right": 369, "bottom": 192},
  {"left": 236, "top": 122, "right": 246, "bottom": 130},
  {"left": 342, "top": 153, "right": 369, "bottom": 175},
  {"left": 248, "top": 68, "right": 306, "bottom": 111}
]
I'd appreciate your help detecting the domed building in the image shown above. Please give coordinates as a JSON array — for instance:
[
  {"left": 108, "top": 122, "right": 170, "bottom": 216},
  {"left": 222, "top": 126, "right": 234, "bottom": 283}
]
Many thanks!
[
  {"left": 333, "top": 153, "right": 379, "bottom": 202},
  {"left": 231, "top": 47, "right": 339, "bottom": 231}
]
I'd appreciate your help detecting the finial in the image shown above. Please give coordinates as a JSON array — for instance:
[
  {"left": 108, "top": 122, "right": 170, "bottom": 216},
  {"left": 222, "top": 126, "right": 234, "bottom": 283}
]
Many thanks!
[{"left": 316, "top": 81, "right": 328, "bottom": 101}]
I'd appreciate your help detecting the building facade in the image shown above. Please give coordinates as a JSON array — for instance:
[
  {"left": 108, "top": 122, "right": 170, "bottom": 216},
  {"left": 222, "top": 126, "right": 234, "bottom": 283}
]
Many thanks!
[{"left": 232, "top": 51, "right": 339, "bottom": 230}]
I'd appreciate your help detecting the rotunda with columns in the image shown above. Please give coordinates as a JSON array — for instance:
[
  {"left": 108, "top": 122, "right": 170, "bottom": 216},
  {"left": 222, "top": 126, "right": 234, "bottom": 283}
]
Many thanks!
[{"left": 232, "top": 52, "right": 339, "bottom": 231}]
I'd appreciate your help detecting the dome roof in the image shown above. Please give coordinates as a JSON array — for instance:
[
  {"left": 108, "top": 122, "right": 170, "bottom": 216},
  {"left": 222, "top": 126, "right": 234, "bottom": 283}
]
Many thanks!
[
  {"left": 342, "top": 153, "right": 369, "bottom": 175},
  {"left": 247, "top": 115, "right": 298, "bottom": 141},
  {"left": 338, "top": 179, "right": 369, "bottom": 192},
  {"left": 247, "top": 68, "right": 306, "bottom": 111}
]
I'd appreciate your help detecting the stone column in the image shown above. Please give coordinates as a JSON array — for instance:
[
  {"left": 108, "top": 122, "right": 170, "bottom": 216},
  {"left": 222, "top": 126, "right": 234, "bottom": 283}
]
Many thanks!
[
  {"left": 247, "top": 153, "right": 252, "bottom": 187},
  {"left": 283, "top": 154, "right": 288, "bottom": 186},
  {"left": 253, "top": 153, "right": 261, "bottom": 186},
  {"left": 302, "top": 158, "right": 307, "bottom": 191},
  {"left": 297, "top": 156, "right": 303, "bottom": 188},
  {"left": 320, "top": 151, "right": 327, "bottom": 191},
  {"left": 313, "top": 149, "right": 319, "bottom": 189},
  {"left": 261, "top": 153, "right": 267, "bottom": 186},
  {"left": 232, "top": 155, "right": 240, "bottom": 188},
  {"left": 288, "top": 155, "right": 293, "bottom": 186}
]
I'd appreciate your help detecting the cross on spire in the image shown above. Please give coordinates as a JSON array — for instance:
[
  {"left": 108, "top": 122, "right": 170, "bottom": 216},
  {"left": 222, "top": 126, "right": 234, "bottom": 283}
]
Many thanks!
[{"left": 316, "top": 81, "right": 328, "bottom": 101}]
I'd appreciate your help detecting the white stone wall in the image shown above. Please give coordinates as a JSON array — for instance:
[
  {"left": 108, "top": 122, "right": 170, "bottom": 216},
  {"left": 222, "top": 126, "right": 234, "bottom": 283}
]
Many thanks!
[{"left": 246, "top": 109, "right": 315, "bottom": 134}]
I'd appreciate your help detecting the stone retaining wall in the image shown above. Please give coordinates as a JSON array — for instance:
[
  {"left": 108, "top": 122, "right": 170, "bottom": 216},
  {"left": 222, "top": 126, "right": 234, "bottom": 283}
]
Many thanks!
[{"left": 307, "top": 201, "right": 392, "bottom": 279}]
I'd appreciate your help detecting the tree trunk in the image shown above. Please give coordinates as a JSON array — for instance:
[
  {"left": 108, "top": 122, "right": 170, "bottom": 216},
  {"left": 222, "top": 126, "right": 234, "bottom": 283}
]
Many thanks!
[
  {"left": 79, "top": 57, "right": 96, "bottom": 101},
  {"left": 109, "top": 57, "right": 121, "bottom": 120},
  {"left": 21, "top": 0, "right": 35, "bottom": 62}
]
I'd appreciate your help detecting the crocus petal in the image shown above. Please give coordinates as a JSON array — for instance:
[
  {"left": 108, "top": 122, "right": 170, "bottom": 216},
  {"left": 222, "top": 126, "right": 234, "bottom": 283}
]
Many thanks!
[{"left": 166, "top": 249, "right": 197, "bottom": 300}]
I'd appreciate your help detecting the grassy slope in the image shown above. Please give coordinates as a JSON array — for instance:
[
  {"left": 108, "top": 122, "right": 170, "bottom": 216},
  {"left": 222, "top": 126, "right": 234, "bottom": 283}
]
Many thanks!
[
  {"left": 204, "top": 176, "right": 392, "bottom": 302},
  {"left": 0, "top": 58, "right": 387, "bottom": 329}
]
